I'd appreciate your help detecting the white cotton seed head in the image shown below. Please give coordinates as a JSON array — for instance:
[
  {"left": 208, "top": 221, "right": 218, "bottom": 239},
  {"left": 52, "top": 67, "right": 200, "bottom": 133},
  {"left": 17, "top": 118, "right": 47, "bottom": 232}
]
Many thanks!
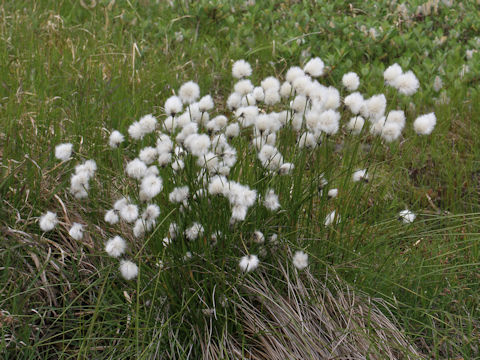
[
  {"left": 393, "top": 71, "right": 419, "bottom": 96},
  {"left": 258, "top": 145, "right": 284, "bottom": 171},
  {"left": 172, "top": 159, "right": 184, "bottom": 172},
  {"left": 239, "top": 255, "right": 259, "bottom": 273},
  {"left": 227, "top": 92, "right": 242, "bottom": 110},
  {"left": 104, "top": 209, "right": 119, "bottom": 224},
  {"left": 231, "top": 205, "right": 248, "bottom": 222},
  {"left": 232, "top": 59, "right": 252, "bottom": 79},
  {"left": 328, "top": 188, "right": 338, "bottom": 198},
  {"left": 212, "top": 115, "right": 227, "bottom": 131},
  {"left": 240, "top": 93, "right": 255, "bottom": 107},
  {"left": 353, "top": 169, "right": 369, "bottom": 182},
  {"left": 113, "top": 197, "right": 129, "bottom": 211},
  {"left": 381, "top": 122, "right": 402, "bottom": 142},
  {"left": 109, "top": 130, "right": 124, "bottom": 148},
  {"left": 364, "top": 94, "right": 387, "bottom": 120},
  {"left": 176, "top": 112, "right": 191, "bottom": 128},
  {"left": 261, "top": 77, "right": 280, "bottom": 92},
  {"left": 293, "top": 251, "right": 308, "bottom": 270},
  {"left": 179, "top": 81, "right": 200, "bottom": 104},
  {"left": 318, "top": 110, "right": 340, "bottom": 135},
  {"left": 324, "top": 210, "right": 340, "bottom": 226},
  {"left": 140, "top": 175, "right": 163, "bottom": 199},
  {"left": 234, "top": 79, "right": 254, "bottom": 96},
  {"left": 322, "top": 87, "right": 340, "bottom": 110},
  {"left": 385, "top": 110, "right": 406, "bottom": 130},
  {"left": 184, "top": 133, "right": 211, "bottom": 157},
  {"left": 126, "top": 158, "right": 147, "bottom": 179},
  {"left": 128, "top": 121, "right": 144, "bottom": 140},
  {"left": 185, "top": 222, "right": 204, "bottom": 241},
  {"left": 264, "top": 89, "right": 280, "bottom": 105},
  {"left": 264, "top": 189, "right": 280, "bottom": 211},
  {"left": 198, "top": 95, "right": 214, "bottom": 112},
  {"left": 105, "top": 236, "right": 126, "bottom": 258},
  {"left": 344, "top": 92, "right": 364, "bottom": 115},
  {"left": 399, "top": 209, "right": 416, "bottom": 224},
  {"left": 252, "top": 87, "right": 264, "bottom": 102},
  {"left": 120, "top": 204, "right": 138, "bottom": 223},
  {"left": 235, "top": 106, "right": 258, "bottom": 127},
  {"left": 278, "top": 162, "right": 294, "bottom": 175},
  {"left": 39, "top": 211, "right": 58, "bottom": 231},
  {"left": 163, "top": 116, "right": 177, "bottom": 133},
  {"left": 286, "top": 66, "right": 305, "bottom": 83},
  {"left": 119, "top": 260, "right": 138, "bottom": 280},
  {"left": 413, "top": 113, "right": 436, "bottom": 135},
  {"left": 156, "top": 134, "right": 173, "bottom": 154},
  {"left": 304, "top": 57, "right": 325, "bottom": 77},
  {"left": 164, "top": 96, "right": 183, "bottom": 116},
  {"left": 142, "top": 204, "right": 160, "bottom": 222},
  {"left": 69, "top": 223, "right": 84, "bottom": 240},
  {"left": 292, "top": 95, "right": 307, "bottom": 113},
  {"left": 208, "top": 175, "right": 228, "bottom": 195},
  {"left": 384, "top": 63, "right": 403, "bottom": 86},
  {"left": 139, "top": 146, "right": 158, "bottom": 165},
  {"left": 346, "top": 116, "right": 365, "bottom": 135},
  {"left": 342, "top": 72, "right": 360, "bottom": 91},
  {"left": 70, "top": 172, "right": 89, "bottom": 198},
  {"left": 158, "top": 152, "right": 172, "bottom": 167},
  {"left": 145, "top": 165, "right": 159, "bottom": 177},
  {"left": 169, "top": 186, "right": 189, "bottom": 203},
  {"left": 297, "top": 132, "right": 317, "bottom": 149},
  {"left": 139, "top": 114, "right": 157, "bottom": 134},
  {"left": 253, "top": 230, "right": 265, "bottom": 244},
  {"left": 55, "top": 143, "right": 73, "bottom": 161},
  {"left": 292, "top": 75, "right": 312, "bottom": 96},
  {"left": 280, "top": 81, "right": 293, "bottom": 98},
  {"left": 133, "top": 219, "right": 146, "bottom": 238}
]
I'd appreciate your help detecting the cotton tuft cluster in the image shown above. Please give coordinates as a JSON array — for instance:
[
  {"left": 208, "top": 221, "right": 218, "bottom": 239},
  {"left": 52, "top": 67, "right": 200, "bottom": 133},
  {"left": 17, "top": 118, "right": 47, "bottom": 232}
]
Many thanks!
[{"left": 47, "top": 56, "right": 437, "bottom": 281}]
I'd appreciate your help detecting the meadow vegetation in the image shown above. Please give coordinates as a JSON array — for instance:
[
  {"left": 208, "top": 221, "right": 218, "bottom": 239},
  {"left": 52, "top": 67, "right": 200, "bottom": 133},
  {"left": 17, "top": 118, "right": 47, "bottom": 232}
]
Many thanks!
[{"left": 1, "top": 1, "right": 480, "bottom": 358}]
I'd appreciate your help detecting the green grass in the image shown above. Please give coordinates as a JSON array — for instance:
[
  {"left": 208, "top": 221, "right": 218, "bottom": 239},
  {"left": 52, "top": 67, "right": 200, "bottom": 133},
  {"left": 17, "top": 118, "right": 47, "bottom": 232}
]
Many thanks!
[{"left": 1, "top": 0, "right": 480, "bottom": 358}]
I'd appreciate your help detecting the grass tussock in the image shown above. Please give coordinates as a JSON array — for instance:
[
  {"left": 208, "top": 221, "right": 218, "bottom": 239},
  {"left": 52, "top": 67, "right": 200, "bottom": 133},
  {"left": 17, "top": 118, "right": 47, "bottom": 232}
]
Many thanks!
[{"left": 201, "top": 257, "right": 422, "bottom": 360}]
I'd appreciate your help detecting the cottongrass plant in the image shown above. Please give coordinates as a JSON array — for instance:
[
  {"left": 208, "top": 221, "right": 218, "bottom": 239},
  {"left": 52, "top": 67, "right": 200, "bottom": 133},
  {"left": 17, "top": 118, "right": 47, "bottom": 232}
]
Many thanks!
[{"left": 38, "top": 57, "right": 437, "bottom": 356}]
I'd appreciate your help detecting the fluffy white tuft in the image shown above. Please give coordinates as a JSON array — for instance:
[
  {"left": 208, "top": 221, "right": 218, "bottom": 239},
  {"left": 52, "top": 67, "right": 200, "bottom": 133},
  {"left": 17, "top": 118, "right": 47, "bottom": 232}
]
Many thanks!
[
  {"left": 55, "top": 143, "right": 73, "bottom": 161},
  {"left": 179, "top": 81, "right": 200, "bottom": 104},
  {"left": 263, "top": 189, "right": 280, "bottom": 211},
  {"left": 69, "top": 223, "right": 84, "bottom": 240},
  {"left": 39, "top": 211, "right": 58, "bottom": 232},
  {"left": 352, "top": 169, "right": 369, "bottom": 182},
  {"left": 126, "top": 158, "right": 147, "bottom": 179},
  {"left": 185, "top": 222, "right": 204, "bottom": 241},
  {"left": 384, "top": 63, "right": 403, "bottom": 86},
  {"left": 346, "top": 116, "right": 365, "bottom": 135},
  {"left": 304, "top": 57, "right": 325, "bottom": 77},
  {"left": 413, "top": 113, "right": 436, "bottom": 135},
  {"left": 232, "top": 60, "right": 252, "bottom": 79},
  {"left": 239, "top": 254, "right": 259, "bottom": 273},
  {"left": 342, "top": 72, "right": 360, "bottom": 91},
  {"left": 399, "top": 209, "right": 416, "bottom": 224},
  {"left": 119, "top": 260, "right": 138, "bottom": 280},
  {"left": 105, "top": 236, "right": 127, "bottom": 258},
  {"left": 292, "top": 251, "right": 308, "bottom": 270},
  {"left": 109, "top": 130, "right": 124, "bottom": 148},
  {"left": 393, "top": 70, "right": 419, "bottom": 96},
  {"left": 164, "top": 96, "right": 183, "bottom": 116}
]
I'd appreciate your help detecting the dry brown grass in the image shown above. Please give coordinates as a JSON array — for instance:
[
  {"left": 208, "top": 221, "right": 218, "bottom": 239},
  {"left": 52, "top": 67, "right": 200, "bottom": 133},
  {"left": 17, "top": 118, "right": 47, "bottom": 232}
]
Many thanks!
[{"left": 201, "top": 255, "right": 423, "bottom": 360}]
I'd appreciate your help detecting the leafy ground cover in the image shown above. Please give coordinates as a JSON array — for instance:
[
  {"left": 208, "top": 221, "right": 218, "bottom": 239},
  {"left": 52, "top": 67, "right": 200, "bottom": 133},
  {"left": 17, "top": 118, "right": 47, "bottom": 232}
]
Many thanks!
[{"left": 1, "top": 1, "right": 480, "bottom": 358}]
